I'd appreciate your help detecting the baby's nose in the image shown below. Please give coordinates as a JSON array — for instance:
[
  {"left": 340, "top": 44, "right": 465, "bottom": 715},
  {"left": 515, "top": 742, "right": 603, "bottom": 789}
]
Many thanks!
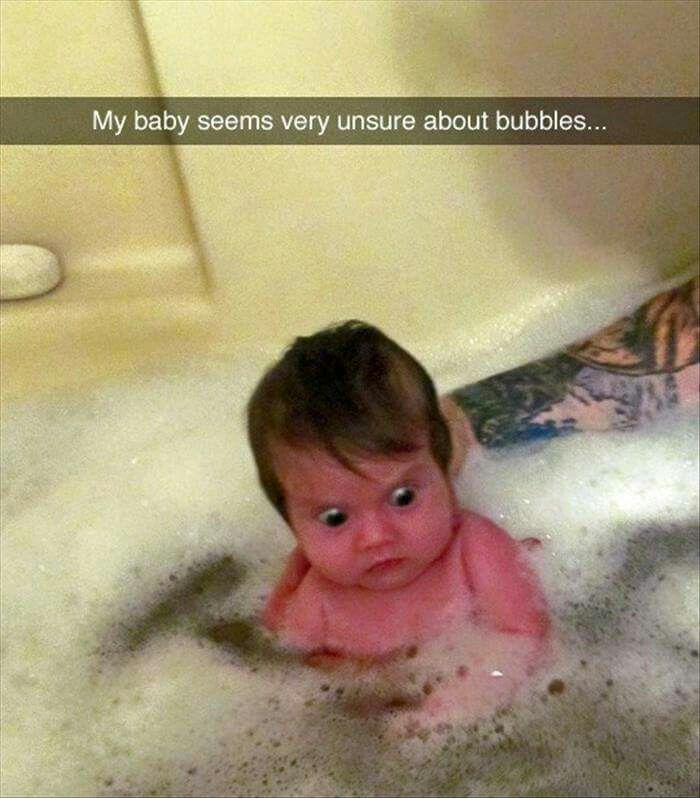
[{"left": 355, "top": 514, "right": 397, "bottom": 550}]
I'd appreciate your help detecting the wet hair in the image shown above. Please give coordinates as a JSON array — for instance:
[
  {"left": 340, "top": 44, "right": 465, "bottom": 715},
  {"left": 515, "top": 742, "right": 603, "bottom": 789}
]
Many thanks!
[{"left": 247, "top": 320, "right": 452, "bottom": 519}]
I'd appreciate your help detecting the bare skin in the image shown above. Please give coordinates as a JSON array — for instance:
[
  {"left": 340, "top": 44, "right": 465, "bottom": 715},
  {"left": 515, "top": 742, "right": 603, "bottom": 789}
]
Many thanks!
[
  {"left": 264, "top": 276, "right": 698, "bottom": 675},
  {"left": 443, "top": 276, "right": 699, "bottom": 473}
]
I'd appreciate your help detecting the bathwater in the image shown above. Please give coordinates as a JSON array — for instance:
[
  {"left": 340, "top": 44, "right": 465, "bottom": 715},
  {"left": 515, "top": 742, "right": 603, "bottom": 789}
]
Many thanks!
[{"left": 1, "top": 359, "right": 698, "bottom": 797}]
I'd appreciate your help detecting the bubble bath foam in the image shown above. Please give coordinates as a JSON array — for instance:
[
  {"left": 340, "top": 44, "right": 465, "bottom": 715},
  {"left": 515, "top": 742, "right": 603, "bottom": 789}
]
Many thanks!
[{"left": 1, "top": 360, "right": 698, "bottom": 798}]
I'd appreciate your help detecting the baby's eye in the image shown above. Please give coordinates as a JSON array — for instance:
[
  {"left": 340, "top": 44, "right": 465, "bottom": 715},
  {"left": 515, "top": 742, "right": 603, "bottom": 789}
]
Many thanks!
[
  {"left": 390, "top": 486, "right": 416, "bottom": 507},
  {"left": 318, "top": 508, "right": 348, "bottom": 528}
]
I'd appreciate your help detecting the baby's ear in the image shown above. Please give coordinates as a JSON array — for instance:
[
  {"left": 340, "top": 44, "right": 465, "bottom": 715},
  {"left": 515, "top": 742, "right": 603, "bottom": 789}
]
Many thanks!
[{"left": 439, "top": 396, "right": 479, "bottom": 478}]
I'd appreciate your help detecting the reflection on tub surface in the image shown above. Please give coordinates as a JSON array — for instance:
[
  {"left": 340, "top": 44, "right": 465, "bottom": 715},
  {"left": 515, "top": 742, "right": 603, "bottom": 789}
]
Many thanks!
[{"left": 1, "top": 361, "right": 698, "bottom": 797}]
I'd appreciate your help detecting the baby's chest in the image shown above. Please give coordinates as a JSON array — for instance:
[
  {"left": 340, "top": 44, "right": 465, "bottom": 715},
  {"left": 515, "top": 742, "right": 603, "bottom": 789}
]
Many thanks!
[{"left": 325, "top": 562, "right": 472, "bottom": 657}]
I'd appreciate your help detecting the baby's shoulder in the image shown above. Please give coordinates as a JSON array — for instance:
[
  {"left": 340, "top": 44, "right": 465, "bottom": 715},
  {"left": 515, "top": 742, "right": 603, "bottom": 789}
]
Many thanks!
[
  {"left": 456, "top": 509, "right": 517, "bottom": 561},
  {"left": 456, "top": 508, "right": 502, "bottom": 539}
]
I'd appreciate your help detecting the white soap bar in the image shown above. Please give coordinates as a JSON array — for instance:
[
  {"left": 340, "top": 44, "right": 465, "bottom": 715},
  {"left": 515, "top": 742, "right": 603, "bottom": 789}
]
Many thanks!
[{"left": 0, "top": 244, "right": 62, "bottom": 300}]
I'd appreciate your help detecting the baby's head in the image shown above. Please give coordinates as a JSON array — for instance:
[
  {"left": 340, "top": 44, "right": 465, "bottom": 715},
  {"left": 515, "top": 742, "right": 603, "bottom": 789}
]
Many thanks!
[{"left": 247, "top": 321, "right": 458, "bottom": 589}]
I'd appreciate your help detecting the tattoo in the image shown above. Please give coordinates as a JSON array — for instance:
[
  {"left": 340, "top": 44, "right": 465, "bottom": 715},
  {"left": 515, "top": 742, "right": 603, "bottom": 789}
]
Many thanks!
[
  {"left": 451, "top": 278, "right": 698, "bottom": 448},
  {"left": 451, "top": 355, "right": 583, "bottom": 447},
  {"left": 567, "top": 278, "right": 699, "bottom": 374}
]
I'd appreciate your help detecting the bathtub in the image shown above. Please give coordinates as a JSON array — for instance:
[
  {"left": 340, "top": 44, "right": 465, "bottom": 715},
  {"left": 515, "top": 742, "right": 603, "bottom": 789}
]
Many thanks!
[
  {"left": 1, "top": 1, "right": 698, "bottom": 796},
  {"left": 1, "top": 353, "right": 698, "bottom": 797}
]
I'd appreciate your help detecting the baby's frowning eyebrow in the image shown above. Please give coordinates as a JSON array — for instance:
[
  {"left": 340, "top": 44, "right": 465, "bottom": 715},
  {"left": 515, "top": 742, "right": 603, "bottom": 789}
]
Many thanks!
[
  {"left": 290, "top": 494, "right": 340, "bottom": 511},
  {"left": 384, "top": 460, "right": 433, "bottom": 484},
  {"left": 293, "top": 463, "right": 431, "bottom": 511},
  {"left": 360, "top": 466, "right": 433, "bottom": 501}
]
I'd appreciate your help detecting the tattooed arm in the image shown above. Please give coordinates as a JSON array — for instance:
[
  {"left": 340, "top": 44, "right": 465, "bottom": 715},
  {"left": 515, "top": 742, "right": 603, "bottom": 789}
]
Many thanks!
[{"left": 443, "top": 277, "right": 699, "bottom": 462}]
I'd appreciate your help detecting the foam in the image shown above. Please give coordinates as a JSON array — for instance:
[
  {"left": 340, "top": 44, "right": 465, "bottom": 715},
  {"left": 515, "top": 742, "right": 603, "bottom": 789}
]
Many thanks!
[{"left": 1, "top": 360, "right": 698, "bottom": 797}]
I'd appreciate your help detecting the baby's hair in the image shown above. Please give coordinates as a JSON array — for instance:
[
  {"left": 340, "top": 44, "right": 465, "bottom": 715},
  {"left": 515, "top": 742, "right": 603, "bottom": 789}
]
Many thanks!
[{"left": 247, "top": 320, "right": 452, "bottom": 519}]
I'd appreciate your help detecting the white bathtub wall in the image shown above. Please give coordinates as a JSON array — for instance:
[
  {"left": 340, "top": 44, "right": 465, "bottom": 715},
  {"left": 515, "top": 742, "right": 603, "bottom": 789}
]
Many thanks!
[
  {"left": 2, "top": 0, "right": 699, "bottom": 402},
  {"left": 140, "top": 0, "right": 699, "bottom": 381},
  {"left": 0, "top": 0, "right": 212, "bottom": 401}
]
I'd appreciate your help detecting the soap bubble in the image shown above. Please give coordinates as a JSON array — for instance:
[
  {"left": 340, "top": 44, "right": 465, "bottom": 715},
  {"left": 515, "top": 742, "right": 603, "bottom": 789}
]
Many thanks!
[{"left": 1, "top": 357, "right": 698, "bottom": 797}]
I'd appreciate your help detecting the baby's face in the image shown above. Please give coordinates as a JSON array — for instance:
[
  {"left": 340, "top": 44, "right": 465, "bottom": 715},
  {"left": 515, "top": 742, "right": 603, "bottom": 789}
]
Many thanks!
[{"left": 272, "top": 442, "right": 458, "bottom": 590}]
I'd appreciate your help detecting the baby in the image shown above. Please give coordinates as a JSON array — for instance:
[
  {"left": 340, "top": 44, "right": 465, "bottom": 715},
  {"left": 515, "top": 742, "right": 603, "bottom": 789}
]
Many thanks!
[{"left": 247, "top": 321, "right": 549, "bottom": 663}]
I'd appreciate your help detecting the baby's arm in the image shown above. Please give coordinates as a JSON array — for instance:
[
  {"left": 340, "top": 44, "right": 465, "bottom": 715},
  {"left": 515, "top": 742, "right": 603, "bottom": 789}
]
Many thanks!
[
  {"left": 462, "top": 514, "right": 549, "bottom": 637},
  {"left": 262, "top": 550, "right": 330, "bottom": 659},
  {"left": 262, "top": 545, "right": 311, "bottom": 631}
]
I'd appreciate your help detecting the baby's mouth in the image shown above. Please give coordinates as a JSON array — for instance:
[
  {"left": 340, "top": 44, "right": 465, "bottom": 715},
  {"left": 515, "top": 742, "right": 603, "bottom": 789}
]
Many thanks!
[{"left": 368, "top": 558, "right": 405, "bottom": 573}]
